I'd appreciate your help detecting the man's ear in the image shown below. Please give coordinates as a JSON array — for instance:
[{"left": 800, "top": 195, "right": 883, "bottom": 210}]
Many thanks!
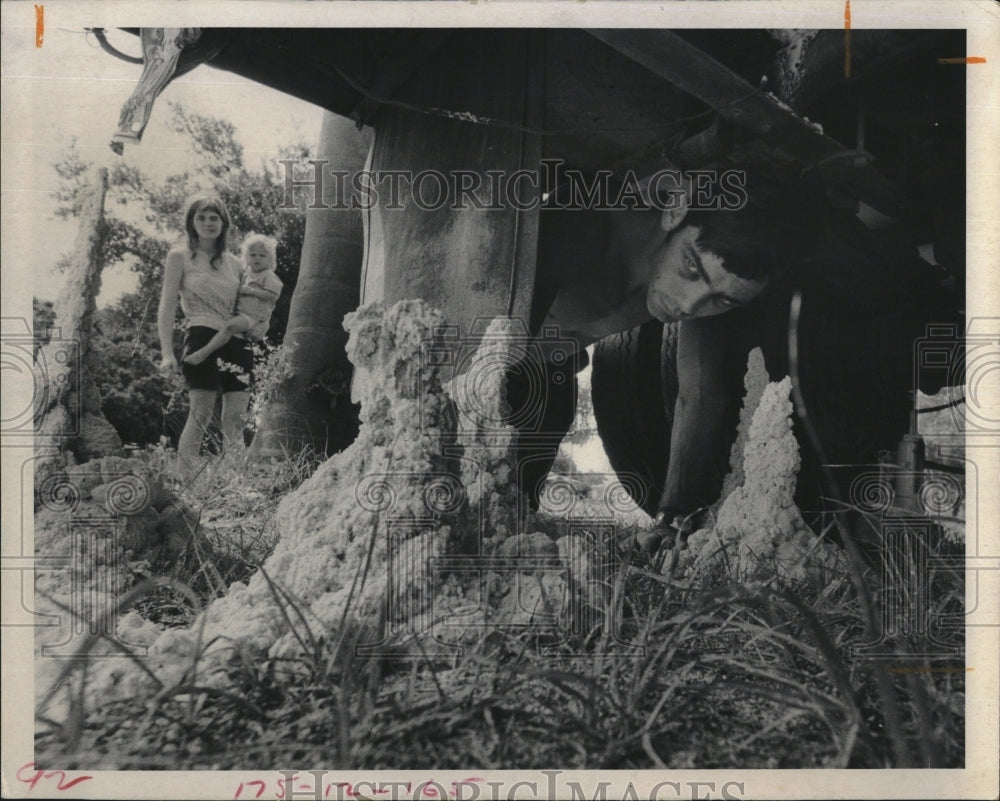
[
  {"left": 659, "top": 200, "right": 688, "bottom": 234},
  {"left": 659, "top": 174, "right": 691, "bottom": 233}
]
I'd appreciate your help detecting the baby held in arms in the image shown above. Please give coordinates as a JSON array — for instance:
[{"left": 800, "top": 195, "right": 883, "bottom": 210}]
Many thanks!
[{"left": 184, "top": 234, "right": 283, "bottom": 365}]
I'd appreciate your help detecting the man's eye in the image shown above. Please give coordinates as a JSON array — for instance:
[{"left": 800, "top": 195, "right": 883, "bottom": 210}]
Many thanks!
[{"left": 681, "top": 252, "right": 700, "bottom": 279}]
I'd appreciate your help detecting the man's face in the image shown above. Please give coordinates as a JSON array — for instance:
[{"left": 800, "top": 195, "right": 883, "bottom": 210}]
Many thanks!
[{"left": 645, "top": 224, "right": 766, "bottom": 321}]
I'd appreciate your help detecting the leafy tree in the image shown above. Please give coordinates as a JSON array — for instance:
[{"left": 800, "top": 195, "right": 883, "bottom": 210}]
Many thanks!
[
  {"left": 51, "top": 102, "right": 313, "bottom": 446},
  {"left": 33, "top": 298, "right": 56, "bottom": 357}
]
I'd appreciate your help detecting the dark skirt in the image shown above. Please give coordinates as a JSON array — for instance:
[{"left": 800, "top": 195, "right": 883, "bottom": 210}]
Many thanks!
[{"left": 181, "top": 325, "right": 254, "bottom": 393}]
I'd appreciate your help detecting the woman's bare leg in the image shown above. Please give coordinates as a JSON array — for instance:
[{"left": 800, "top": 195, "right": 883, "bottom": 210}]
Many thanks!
[
  {"left": 178, "top": 389, "right": 216, "bottom": 476},
  {"left": 221, "top": 390, "right": 249, "bottom": 458}
]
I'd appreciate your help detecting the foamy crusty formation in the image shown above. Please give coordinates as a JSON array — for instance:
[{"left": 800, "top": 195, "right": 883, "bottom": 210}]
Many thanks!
[
  {"left": 719, "top": 347, "right": 770, "bottom": 503},
  {"left": 203, "top": 299, "right": 468, "bottom": 655},
  {"left": 450, "top": 317, "right": 531, "bottom": 546},
  {"left": 261, "top": 299, "right": 461, "bottom": 634},
  {"left": 40, "top": 301, "right": 598, "bottom": 711},
  {"left": 684, "top": 377, "right": 842, "bottom": 583},
  {"left": 37, "top": 299, "right": 458, "bottom": 704},
  {"left": 31, "top": 484, "right": 207, "bottom": 721}
]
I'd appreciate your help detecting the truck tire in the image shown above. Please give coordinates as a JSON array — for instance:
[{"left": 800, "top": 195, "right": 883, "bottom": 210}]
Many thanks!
[
  {"left": 591, "top": 320, "right": 679, "bottom": 516},
  {"left": 591, "top": 265, "right": 960, "bottom": 520}
]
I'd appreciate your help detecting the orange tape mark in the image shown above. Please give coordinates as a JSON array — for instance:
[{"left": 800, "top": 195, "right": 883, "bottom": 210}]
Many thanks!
[
  {"left": 34, "top": 5, "right": 43, "bottom": 48},
  {"left": 844, "top": 0, "right": 852, "bottom": 78},
  {"left": 937, "top": 56, "right": 987, "bottom": 64}
]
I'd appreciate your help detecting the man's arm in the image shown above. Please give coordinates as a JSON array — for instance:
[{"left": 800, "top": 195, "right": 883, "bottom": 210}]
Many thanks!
[{"left": 657, "top": 311, "right": 751, "bottom": 519}]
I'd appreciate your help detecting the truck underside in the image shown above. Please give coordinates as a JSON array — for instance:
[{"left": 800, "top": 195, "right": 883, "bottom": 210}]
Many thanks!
[{"left": 104, "top": 25, "right": 966, "bottom": 516}]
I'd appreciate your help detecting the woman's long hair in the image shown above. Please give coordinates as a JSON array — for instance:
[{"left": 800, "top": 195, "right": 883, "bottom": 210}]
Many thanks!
[{"left": 183, "top": 193, "right": 231, "bottom": 268}]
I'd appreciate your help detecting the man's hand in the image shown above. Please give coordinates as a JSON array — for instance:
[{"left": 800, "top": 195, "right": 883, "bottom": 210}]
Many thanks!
[{"left": 635, "top": 507, "right": 708, "bottom": 555}]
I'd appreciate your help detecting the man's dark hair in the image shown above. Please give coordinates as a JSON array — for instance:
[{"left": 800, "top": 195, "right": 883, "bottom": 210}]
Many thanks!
[
  {"left": 683, "top": 206, "right": 790, "bottom": 284},
  {"left": 644, "top": 165, "right": 810, "bottom": 284}
]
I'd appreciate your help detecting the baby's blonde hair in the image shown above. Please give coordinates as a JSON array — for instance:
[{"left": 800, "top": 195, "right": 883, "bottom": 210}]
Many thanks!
[{"left": 242, "top": 233, "right": 278, "bottom": 268}]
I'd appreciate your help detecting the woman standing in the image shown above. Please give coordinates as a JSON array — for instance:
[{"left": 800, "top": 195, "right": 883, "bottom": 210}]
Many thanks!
[{"left": 158, "top": 193, "right": 253, "bottom": 474}]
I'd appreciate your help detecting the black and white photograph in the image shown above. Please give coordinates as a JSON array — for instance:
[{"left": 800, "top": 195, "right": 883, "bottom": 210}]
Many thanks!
[{"left": 2, "top": 2, "right": 998, "bottom": 798}]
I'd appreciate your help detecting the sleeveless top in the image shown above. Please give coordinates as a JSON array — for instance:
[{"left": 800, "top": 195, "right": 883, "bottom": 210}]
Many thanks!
[{"left": 176, "top": 248, "right": 243, "bottom": 330}]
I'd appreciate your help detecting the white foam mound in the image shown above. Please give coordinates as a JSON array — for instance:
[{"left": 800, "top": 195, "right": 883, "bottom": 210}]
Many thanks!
[
  {"left": 42, "top": 300, "right": 597, "bottom": 710},
  {"left": 684, "top": 376, "right": 842, "bottom": 583}
]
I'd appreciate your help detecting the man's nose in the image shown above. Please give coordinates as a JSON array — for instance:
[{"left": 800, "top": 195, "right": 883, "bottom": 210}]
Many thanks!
[{"left": 676, "top": 295, "right": 698, "bottom": 318}]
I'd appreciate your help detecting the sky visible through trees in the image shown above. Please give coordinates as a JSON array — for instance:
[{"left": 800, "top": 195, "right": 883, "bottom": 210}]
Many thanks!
[{"left": 2, "top": 24, "right": 323, "bottom": 306}]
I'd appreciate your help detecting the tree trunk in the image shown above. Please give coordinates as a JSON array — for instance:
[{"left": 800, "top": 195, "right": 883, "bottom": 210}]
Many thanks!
[
  {"left": 251, "top": 112, "right": 372, "bottom": 457},
  {"left": 35, "top": 167, "right": 124, "bottom": 492},
  {"left": 363, "top": 30, "right": 544, "bottom": 371}
]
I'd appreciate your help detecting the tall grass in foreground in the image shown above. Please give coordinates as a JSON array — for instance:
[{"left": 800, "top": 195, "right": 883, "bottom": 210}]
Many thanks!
[{"left": 35, "top": 447, "right": 964, "bottom": 770}]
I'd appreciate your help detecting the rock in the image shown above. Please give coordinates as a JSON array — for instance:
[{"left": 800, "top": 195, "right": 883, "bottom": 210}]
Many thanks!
[
  {"left": 119, "top": 508, "right": 161, "bottom": 553},
  {"left": 90, "top": 458, "right": 169, "bottom": 514},
  {"left": 493, "top": 572, "right": 566, "bottom": 627},
  {"left": 97, "top": 456, "right": 132, "bottom": 484},
  {"left": 155, "top": 501, "right": 199, "bottom": 550},
  {"left": 92, "top": 478, "right": 153, "bottom": 516},
  {"left": 117, "top": 610, "right": 164, "bottom": 649},
  {"left": 62, "top": 463, "right": 104, "bottom": 500},
  {"left": 556, "top": 534, "right": 593, "bottom": 583},
  {"left": 498, "top": 532, "right": 560, "bottom": 569},
  {"left": 33, "top": 508, "right": 75, "bottom": 558},
  {"left": 90, "top": 483, "right": 109, "bottom": 507}
]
